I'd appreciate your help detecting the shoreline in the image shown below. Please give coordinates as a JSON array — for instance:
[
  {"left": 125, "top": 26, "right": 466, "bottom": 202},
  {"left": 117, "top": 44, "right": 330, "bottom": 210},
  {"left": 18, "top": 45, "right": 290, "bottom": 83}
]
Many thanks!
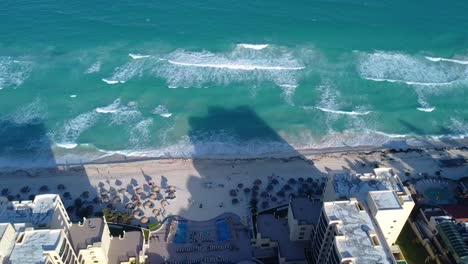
[{"left": 0, "top": 143, "right": 467, "bottom": 171}]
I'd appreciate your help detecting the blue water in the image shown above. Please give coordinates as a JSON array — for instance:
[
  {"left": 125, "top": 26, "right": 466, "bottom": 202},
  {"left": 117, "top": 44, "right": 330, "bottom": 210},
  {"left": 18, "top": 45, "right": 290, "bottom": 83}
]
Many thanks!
[
  {"left": 216, "top": 219, "right": 231, "bottom": 242},
  {"left": 0, "top": 0, "right": 467, "bottom": 167},
  {"left": 173, "top": 221, "right": 188, "bottom": 244}
]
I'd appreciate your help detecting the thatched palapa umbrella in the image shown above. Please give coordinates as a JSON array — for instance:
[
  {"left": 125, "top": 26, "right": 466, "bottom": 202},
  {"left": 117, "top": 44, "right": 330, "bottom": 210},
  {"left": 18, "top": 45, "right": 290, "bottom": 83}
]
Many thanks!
[
  {"left": 131, "top": 195, "right": 139, "bottom": 202},
  {"left": 133, "top": 210, "right": 142, "bottom": 217},
  {"left": 168, "top": 186, "right": 176, "bottom": 192},
  {"left": 167, "top": 192, "right": 176, "bottom": 199},
  {"left": 152, "top": 186, "right": 160, "bottom": 192},
  {"left": 161, "top": 200, "right": 168, "bottom": 207},
  {"left": 140, "top": 217, "right": 148, "bottom": 224},
  {"left": 125, "top": 203, "right": 135, "bottom": 210},
  {"left": 135, "top": 187, "right": 143, "bottom": 194},
  {"left": 112, "top": 196, "right": 121, "bottom": 203},
  {"left": 143, "top": 201, "right": 153, "bottom": 208},
  {"left": 152, "top": 208, "right": 161, "bottom": 216},
  {"left": 118, "top": 188, "right": 126, "bottom": 194},
  {"left": 101, "top": 190, "right": 109, "bottom": 196},
  {"left": 149, "top": 193, "right": 157, "bottom": 200}
]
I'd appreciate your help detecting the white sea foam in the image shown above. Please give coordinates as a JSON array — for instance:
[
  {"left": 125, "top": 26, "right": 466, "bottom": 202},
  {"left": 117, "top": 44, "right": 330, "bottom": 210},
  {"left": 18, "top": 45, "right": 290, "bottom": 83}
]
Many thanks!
[
  {"left": 1, "top": 98, "right": 47, "bottom": 126},
  {"left": 95, "top": 98, "right": 121, "bottom": 113},
  {"left": 129, "top": 53, "right": 151, "bottom": 59},
  {"left": 56, "top": 143, "right": 78, "bottom": 149},
  {"left": 70, "top": 94, "right": 77, "bottom": 98},
  {"left": 0, "top": 56, "right": 33, "bottom": 90},
  {"left": 417, "top": 107, "right": 435, "bottom": 112},
  {"left": 237, "top": 44, "right": 269, "bottom": 50},
  {"left": 55, "top": 111, "right": 99, "bottom": 147},
  {"left": 152, "top": 105, "right": 172, "bottom": 117},
  {"left": 129, "top": 118, "right": 153, "bottom": 148},
  {"left": 425, "top": 56, "right": 468, "bottom": 65},
  {"left": 84, "top": 61, "right": 101, "bottom": 74},
  {"left": 103, "top": 58, "right": 148, "bottom": 84},
  {"left": 102, "top": 78, "right": 125, "bottom": 84},
  {"left": 315, "top": 107, "right": 371, "bottom": 115},
  {"left": 166, "top": 59, "right": 304, "bottom": 71},
  {"left": 358, "top": 51, "right": 465, "bottom": 86}
]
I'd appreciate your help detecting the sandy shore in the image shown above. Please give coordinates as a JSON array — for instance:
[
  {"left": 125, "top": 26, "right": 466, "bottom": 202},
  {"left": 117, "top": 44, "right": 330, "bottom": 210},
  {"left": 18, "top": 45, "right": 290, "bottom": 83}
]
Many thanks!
[{"left": 0, "top": 147, "right": 467, "bottom": 225}]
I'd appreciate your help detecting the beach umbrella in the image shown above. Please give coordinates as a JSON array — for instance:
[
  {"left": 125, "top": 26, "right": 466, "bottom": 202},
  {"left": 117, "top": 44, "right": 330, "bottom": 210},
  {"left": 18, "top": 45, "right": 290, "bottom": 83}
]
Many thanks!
[
  {"left": 113, "top": 196, "right": 121, "bottom": 203},
  {"left": 161, "top": 200, "right": 168, "bottom": 206},
  {"left": 271, "top": 179, "right": 279, "bottom": 185},
  {"left": 254, "top": 179, "right": 262, "bottom": 185},
  {"left": 283, "top": 184, "right": 292, "bottom": 191},
  {"left": 149, "top": 193, "right": 157, "bottom": 200},
  {"left": 118, "top": 188, "right": 126, "bottom": 194},
  {"left": 140, "top": 217, "right": 148, "bottom": 224},
  {"left": 125, "top": 203, "right": 135, "bottom": 210},
  {"left": 266, "top": 184, "right": 273, "bottom": 191},
  {"left": 232, "top": 198, "right": 239, "bottom": 205},
  {"left": 298, "top": 177, "right": 304, "bottom": 183},
  {"left": 288, "top": 178, "right": 296, "bottom": 184},
  {"left": 252, "top": 185, "right": 259, "bottom": 191},
  {"left": 237, "top": 183, "right": 244, "bottom": 189},
  {"left": 243, "top": 188, "right": 251, "bottom": 194},
  {"left": 168, "top": 186, "right": 176, "bottom": 192},
  {"left": 133, "top": 210, "right": 142, "bottom": 217},
  {"left": 152, "top": 186, "right": 160, "bottom": 192},
  {"left": 152, "top": 208, "right": 161, "bottom": 216},
  {"left": 102, "top": 197, "right": 110, "bottom": 203},
  {"left": 306, "top": 178, "right": 313, "bottom": 183},
  {"left": 167, "top": 192, "right": 176, "bottom": 199},
  {"left": 135, "top": 188, "right": 143, "bottom": 194},
  {"left": 143, "top": 201, "right": 153, "bottom": 208},
  {"left": 229, "top": 190, "right": 237, "bottom": 197},
  {"left": 101, "top": 190, "right": 109, "bottom": 196},
  {"left": 131, "top": 195, "right": 139, "bottom": 202}
]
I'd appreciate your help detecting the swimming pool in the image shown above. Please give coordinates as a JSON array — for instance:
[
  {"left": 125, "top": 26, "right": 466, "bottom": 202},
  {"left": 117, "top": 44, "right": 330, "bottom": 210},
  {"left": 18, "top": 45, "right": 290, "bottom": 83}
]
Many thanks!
[
  {"left": 216, "top": 219, "right": 231, "bottom": 242},
  {"left": 173, "top": 221, "right": 188, "bottom": 244}
]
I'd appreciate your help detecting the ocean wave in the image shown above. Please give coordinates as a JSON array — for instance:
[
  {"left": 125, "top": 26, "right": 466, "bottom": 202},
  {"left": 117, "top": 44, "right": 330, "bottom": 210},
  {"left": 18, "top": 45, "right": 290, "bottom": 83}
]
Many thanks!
[
  {"left": 129, "top": 118, "right": 153, "bottom": 148},
  {"left": 417, "top": 107, "right": 435, "bottom": 112},
  {"left": 358, "top": 51, "right": 465, "bottom": 86},
  {"left": 54, "top": 111, "right": 99, "bottom": 147},
  {"left": 95, "top": 98, "right": 121, "bottom": 113},
  {"left": 101, "top": 78, "right": 125, "bottom": 84},
  {"left": 70, "top": 94, "right": 77, "bottom": 98},
  {"left": 166, "top": 59, "right": 304, "bottom": 71},
  {"left": 0, "top": 56, "right": 33, "bottom": 90},
  {"left": 237, "top": 44, "right": 269, "bottom": 50},
  {"left": 152, "top": 105, "right": 172, "bottom": 117},
  {"left": 425, "top": 56, "right": 468, "bottom": 65},
  {"left": 362, "top": 77, "right": 457, "bottom": 86},
  {"left": 84, "top": 61, "right": 101, "bottom": 74},
  {"left": 56, "top": 143, "right": 78, "bottom": 149},
  {"left": 129, "top": 53, "right": 151, "bottom": 59},
  {"left": 315, "top": 107, "right": 371, "bottom": 115},
  {"left": 1, "top": 98, "right": 47, "bottom": 126}
]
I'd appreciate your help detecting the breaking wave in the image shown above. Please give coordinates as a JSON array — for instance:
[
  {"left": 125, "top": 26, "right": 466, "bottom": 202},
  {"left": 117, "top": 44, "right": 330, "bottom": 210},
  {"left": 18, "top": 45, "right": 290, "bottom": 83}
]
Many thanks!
[
  {"left": 358, "top": 51, "right": 466, "bottom": 86},
  {"left": 425, "top": 56, "right": 468, "bottom": 65},
  {"left": 129, "top": 53, "right": 151, "bottom": 59},
  {"left": 314, "top": 107, "right": 371, "bottom": 116},
  {"left": 152, "top": 105, "right": 172, "bottom": 118},
  {"left": 237, "top": 44, "right": 269, "bottom": 50},
  {"left": 84, "top": 61, "right": 101, "bottom": 74},
  {"left": 0, "top": 56, "right": 33, "bottom": 90}
]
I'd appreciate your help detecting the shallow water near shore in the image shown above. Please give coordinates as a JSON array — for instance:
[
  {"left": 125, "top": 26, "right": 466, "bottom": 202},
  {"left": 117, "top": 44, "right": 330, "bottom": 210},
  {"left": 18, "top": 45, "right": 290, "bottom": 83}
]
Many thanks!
[{"left": 0, "top": 0, "right": 467, "bottom": 167}]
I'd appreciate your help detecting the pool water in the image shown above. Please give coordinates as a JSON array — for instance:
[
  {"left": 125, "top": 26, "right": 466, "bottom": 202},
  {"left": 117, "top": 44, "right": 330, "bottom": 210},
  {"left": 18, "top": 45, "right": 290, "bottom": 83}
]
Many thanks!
[
  {"left": 216, "top": 219, "right": 231, "bottom": 242},
  {"left": 173, "top": 221, "right": 188, "bottom": 244}
]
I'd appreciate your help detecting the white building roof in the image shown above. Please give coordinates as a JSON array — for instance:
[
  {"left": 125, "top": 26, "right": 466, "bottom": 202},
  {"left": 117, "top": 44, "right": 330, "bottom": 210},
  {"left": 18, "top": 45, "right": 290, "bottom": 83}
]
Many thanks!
[
  {"left": 324, "top": 201, "right": 392, "bottom": 264},
  {"left": 332, "top": 168, "right": 406, "bottom": 202},
  {"left": 9, "top": 229, "right": 62, "bottom": 264},
  {"left": 0, "top": 194, "right": 58, "bottom": 227},
  {"left": 369, "top": 191, "right": 402, "bottom": 210}
]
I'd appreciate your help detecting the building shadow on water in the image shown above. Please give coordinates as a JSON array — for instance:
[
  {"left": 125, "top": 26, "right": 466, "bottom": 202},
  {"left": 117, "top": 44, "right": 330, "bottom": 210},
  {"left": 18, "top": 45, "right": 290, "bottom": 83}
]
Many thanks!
[
  {"left": 0, "top": 120, "right": 100, "bottom": 221},
  {"left": 145, "top": 106, "right": 328, "bottom": 263}
]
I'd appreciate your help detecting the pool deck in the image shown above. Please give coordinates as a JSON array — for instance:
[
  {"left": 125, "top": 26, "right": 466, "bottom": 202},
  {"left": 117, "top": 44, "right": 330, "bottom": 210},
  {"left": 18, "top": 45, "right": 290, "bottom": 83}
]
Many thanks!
[{"left": 146, "top": 213, "right": 253, "bottom": 263}]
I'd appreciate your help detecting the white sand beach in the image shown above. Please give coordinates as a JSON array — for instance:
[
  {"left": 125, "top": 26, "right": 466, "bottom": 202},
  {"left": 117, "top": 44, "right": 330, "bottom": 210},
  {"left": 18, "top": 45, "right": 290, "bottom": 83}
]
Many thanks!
[{"left": 0, "top": 147, "right": 467, "bottom": 226}]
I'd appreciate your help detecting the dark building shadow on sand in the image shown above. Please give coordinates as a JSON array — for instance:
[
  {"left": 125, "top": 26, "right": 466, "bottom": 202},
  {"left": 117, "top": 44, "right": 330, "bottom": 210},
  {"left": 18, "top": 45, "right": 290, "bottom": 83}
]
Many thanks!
[{"left": 145, "top": 106, "right": 328, "bottom": 263}]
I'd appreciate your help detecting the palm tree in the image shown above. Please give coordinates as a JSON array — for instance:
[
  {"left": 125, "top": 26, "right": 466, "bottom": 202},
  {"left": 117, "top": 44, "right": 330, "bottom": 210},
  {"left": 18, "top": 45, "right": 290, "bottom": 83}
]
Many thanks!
[{"left": 249, "top": 199, "right": 258, "bottom": 215}]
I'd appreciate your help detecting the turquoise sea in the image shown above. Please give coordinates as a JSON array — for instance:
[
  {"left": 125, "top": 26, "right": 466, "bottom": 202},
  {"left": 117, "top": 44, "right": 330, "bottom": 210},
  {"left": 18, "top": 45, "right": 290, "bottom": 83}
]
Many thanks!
[{"left": 0, "top": 0, "right": 467, "bottom": 166}]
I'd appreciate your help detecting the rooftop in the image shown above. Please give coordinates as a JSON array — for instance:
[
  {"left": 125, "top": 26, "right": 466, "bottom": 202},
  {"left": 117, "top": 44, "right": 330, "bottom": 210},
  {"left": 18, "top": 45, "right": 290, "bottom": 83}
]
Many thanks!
[
  {"left": 256, "top": 214, "right": 307, "bottom": 261},
  {"left": 369, "top": 191, "right": 402, "bottom": 210},
  {"left": 290, "top": 197, "right": 321, "bottom": 225},
  {"left": 324, "top": 201, "right": 392, "bottom": 264},
  {"left": 332, "top": 168, "right": 405, "bottom": 202},
  {"left": 9, "top": 229, "right": 62, "bottom": 264},
  {"left": 0, "top": 194, "right": 59, "bottom": 227},
  {"left": 108, "top": 231, "right": 144, "bottom": 264},
  {"left": 68, "top": 218, "right": 105, "bottom": 252},
  {"left": 441, "top": 205, "right": 468, "bottom": 222}
]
